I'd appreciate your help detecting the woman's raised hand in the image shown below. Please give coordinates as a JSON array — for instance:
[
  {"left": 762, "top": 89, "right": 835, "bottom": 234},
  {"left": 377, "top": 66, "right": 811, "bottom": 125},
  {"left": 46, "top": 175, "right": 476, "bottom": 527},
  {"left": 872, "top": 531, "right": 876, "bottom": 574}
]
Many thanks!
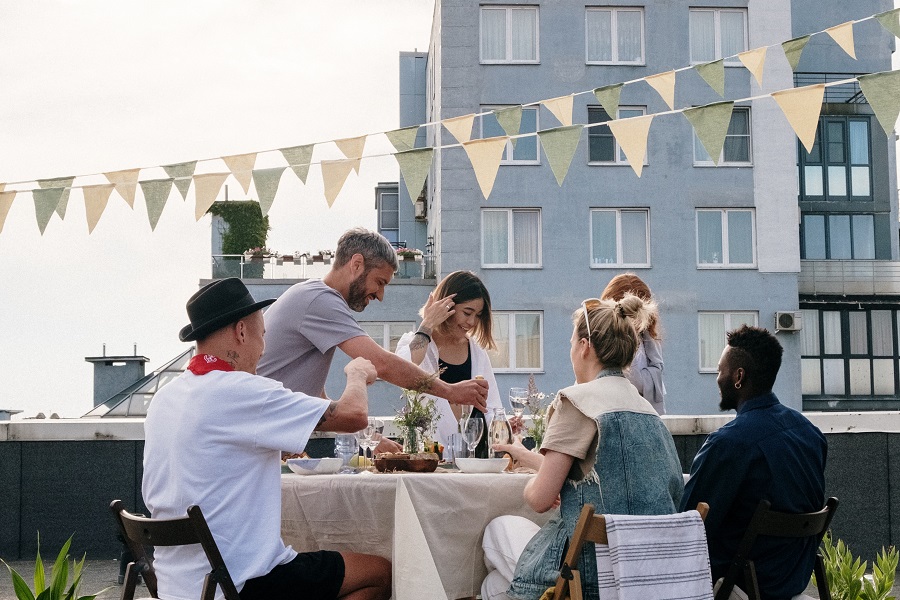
[{"left": 421, "top": 292, "right": 457, "bottom": 330}]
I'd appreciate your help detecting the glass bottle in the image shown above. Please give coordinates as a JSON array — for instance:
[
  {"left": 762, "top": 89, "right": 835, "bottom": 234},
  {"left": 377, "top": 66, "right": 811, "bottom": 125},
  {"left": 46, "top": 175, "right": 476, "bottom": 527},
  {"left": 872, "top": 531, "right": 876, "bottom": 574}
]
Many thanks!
[
  {"left": 470, "top": 409, "right": 489, "bottom": 458},
  {"left": 488, "top": 407, "right": 513, "bottom": 458}
]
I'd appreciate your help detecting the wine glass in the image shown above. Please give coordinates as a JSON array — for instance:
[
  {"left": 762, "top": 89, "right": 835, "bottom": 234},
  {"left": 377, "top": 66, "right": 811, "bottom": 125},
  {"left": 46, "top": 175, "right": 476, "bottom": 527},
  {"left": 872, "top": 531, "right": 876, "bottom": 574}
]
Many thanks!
[
  {"left": 459, "top": 404, "right": 473, "bottom": 433},
  {"left": 509, "top": 388, "right": 528, "bottom": 418},
  {"left": 464, "top": 417, "right": 484, "bottom": 456}
]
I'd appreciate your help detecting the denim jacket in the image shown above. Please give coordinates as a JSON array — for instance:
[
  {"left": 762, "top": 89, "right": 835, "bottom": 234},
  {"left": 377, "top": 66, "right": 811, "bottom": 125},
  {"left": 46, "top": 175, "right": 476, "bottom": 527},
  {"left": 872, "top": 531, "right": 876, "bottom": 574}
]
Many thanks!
[{"left": 507, "top": 376, "right": 684, "bottom": 600}]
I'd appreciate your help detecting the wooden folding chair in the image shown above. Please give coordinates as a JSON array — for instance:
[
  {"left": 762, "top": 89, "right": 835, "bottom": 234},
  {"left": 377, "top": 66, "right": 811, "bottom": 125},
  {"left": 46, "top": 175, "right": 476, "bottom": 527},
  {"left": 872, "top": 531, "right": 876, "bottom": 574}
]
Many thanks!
[
  {"left": 554, "top": 502, "right": 710, "bottom": 600},
  {"left": 110, "top": 499, "right": 241, "bottom": 600},
  {"left": 714, "top": 497, "right": 839, "bottom": 600}
]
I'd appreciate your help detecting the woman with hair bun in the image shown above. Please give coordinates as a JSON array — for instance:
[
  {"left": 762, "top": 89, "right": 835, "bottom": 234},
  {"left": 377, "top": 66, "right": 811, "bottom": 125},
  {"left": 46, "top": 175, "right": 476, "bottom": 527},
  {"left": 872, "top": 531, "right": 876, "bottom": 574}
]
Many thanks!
[{"left": 480, "top": 294, "right": 683, "bottom": 600}]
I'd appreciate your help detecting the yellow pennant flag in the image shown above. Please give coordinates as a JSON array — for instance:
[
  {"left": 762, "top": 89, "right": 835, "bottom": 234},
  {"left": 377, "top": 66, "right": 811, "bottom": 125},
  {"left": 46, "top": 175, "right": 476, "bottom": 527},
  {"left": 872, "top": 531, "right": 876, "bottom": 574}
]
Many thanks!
[
  {"left": 738, "top": 47, "right": 767, "bottom": 87},
  {"left": 334, "top": 135, "right": 367, "bottom": 174},
  {"left": 443, "top": 114, "right": 476, "bottom": 144},
  {"left": 321, "top": 159, "right": 356, "bottom": 207},
  {"left": 105, "top": 168, "right": 141, "bottom": 208},
  {"left": 541, "top": 95, "right": 574, "bottom": 127},
  {"left": 193, "top": 173, "right": 230, "bottom": 221},
  {"left": 462, "top": 136, "right": 508, "bottom": 199},
  {"left": 825, "top": 22, "right": 856, "bottom": 60},
  {"left": 222, "top": 153, "right": 257, "bottom": 195},
  {"left": 0, "top": 190, "right": 16, "bottom": 235},
  {"left": 82, "top": 183, "right": 115, "bottom": 234},
  {"left": 772, "top": 84, "right": 825, "bottom": 153},
  {"left": 607, "top": 114, "right": 654, "bottom": 177},
  {"left": 645, "top": 71, "right": 676, "bottom": 110}
]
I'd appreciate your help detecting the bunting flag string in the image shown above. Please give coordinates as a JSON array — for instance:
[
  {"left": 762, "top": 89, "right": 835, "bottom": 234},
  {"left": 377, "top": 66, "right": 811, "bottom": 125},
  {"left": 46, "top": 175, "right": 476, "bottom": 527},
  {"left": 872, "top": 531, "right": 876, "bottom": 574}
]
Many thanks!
[
  {"left": 443, "top": 114, "right": 476, "bottom": 145},
  {"left": 105, "top": 169, "right": 141, "bottom": 208},
  {"left": 162, "top": 161, "right": 197, "bottom": 201},
  {"left": 541, "top": 95, "right": 574, "bottom": 127},
  {"left": 385, "top": 127, "right": 420, "bottom": 153},
  {"left": 334, "top": 136, "right": 367, "bottom": 174},
  {"left": 37, "top": 177, "right": 75, "bottom": 219}
]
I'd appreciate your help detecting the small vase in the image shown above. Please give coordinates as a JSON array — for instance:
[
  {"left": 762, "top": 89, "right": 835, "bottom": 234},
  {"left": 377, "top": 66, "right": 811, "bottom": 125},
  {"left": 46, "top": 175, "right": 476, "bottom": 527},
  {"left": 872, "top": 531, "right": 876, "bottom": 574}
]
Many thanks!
[{"left": 403, "top": 427, "right": 421, "bottom": 454}]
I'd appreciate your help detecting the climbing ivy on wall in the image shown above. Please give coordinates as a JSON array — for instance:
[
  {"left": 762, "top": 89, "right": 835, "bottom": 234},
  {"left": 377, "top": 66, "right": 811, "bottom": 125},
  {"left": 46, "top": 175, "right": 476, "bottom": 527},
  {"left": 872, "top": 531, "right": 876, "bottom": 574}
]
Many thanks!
[{"left": 208, "top": 201, "right": 270, "bottom": 254}]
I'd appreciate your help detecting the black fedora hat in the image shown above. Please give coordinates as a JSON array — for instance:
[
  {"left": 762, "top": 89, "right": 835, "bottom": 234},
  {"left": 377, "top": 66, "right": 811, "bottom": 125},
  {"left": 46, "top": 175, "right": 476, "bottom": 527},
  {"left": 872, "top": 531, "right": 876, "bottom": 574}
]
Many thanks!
[{"left": 179, "top": 278, "right": 276, "bottom": 342}]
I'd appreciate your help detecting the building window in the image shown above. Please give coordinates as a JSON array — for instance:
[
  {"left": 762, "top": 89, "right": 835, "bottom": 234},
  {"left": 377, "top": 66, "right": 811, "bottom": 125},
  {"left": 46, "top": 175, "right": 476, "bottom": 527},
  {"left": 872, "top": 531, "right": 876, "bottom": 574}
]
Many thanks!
[
  {"left": 590, "top": 209, "right": 650, "bottom": 267},
  {"left": 488, "top": 311, "right": 543, "bottom": 371},
  {"left": 693, "top": 107, "right": 751, "bottom": 165},
  {"left": 588, "top": 106, "right": 646, "bottom": 164},
  {"left": 799, "top": 116, "right": 873, "bottom": 201},
  {"left": 482, "top": 208, "right": 541, "bottom": 268},
  {"left": 696, "top": 209, "right": 756, "bottom": 267},
  {"left": 481, "top": 105, "right": 540, "bottom": 164},
  {"left": 377, "top": 191, "right": 399, "bottom": 244},
  {"left": 585, "top": 7, "right": 644, "bottom": 64},
  {"left": 480, "top": 6, "right": 539, "bottom": 63},
  {"left": 360, "top": 322, "right": 416, "bottom": 353},
  {"left": 689, "top": 8, "right": 747, "bottom": 65},
  {"left": 801, "top": 214, "right": 875, "bottom": 259},
  {"left": 698, "top": 311, "right": 758, "bottom": 371}
]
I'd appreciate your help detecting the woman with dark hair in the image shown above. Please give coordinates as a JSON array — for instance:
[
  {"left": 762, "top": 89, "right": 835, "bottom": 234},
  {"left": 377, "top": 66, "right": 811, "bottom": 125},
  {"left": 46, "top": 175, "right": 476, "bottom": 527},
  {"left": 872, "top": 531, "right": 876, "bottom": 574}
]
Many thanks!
[{"left": 395, "top": 270, "right": 502, "bottom": 451}]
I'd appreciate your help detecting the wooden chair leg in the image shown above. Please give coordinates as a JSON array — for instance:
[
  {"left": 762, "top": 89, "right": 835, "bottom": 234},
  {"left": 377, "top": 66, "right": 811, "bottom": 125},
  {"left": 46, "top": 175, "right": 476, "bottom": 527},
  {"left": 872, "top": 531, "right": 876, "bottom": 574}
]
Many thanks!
[
  {"left": 570, "top": 570, "right": 583, "bottom": 600},
  {"left": 120, "top": 563, "right": 140, "bottom": 600},
  {"left": 814, "top": 554, "right": 831, "bottom": 600}
]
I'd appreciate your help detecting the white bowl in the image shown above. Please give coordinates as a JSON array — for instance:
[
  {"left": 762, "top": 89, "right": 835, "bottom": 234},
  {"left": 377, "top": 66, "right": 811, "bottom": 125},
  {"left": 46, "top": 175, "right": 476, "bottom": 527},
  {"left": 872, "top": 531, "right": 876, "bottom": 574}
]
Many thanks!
[
  {"left": 286, "top": 457, "right": 343, "bottom": 475},
  {"left": 455, "top": 457, "right": 509, "bottom": 473}
]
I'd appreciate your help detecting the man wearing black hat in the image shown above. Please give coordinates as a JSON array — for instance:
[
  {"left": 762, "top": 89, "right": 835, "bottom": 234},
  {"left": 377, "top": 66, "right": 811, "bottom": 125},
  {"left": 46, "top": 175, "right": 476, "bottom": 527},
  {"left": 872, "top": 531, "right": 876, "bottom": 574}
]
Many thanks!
[{"left": 143, "top": 278, "right": 391, "bottom": 600}]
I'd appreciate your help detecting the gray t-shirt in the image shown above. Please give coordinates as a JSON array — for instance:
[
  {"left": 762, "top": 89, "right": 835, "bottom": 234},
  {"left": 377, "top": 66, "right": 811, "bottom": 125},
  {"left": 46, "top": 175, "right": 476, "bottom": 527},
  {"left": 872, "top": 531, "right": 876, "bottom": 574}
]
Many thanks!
[{"left": 257, "top": 279, "right": 366, "bottom": 396}]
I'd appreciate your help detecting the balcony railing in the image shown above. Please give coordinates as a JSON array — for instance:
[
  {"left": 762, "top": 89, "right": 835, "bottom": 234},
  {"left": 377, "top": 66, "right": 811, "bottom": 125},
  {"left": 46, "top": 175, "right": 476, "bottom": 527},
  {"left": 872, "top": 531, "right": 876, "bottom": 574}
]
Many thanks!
[
  {"left": 799, "top": 260, "right": 900, "bottom": 296},
  {"left": 211, "top": 254, "right": 436, "bottom": 281}
]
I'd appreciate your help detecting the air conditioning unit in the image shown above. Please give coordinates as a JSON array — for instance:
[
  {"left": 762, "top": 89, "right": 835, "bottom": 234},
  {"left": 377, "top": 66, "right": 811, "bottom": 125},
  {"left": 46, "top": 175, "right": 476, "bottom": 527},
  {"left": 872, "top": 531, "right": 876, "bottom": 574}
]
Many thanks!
[{"left": 775, "top": 311, "right": 802, "bottom": 332}]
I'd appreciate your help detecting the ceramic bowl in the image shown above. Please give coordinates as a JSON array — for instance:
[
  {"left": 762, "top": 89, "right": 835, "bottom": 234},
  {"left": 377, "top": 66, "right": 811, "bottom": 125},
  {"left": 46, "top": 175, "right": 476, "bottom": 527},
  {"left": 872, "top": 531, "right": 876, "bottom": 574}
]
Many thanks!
[
  {"left": 455, "top": 457, "right": 510, "bottom": 473},
  {"left": 286, "top": 457, "right": 343, "bottom": 475}
]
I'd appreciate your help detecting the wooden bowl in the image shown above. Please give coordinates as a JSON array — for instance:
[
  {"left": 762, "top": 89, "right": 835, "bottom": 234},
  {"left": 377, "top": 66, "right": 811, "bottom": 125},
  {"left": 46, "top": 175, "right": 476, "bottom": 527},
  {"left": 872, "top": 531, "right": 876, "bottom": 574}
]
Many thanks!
[{"left": 374, "top": 453, "right": 439, "bottom": 473}]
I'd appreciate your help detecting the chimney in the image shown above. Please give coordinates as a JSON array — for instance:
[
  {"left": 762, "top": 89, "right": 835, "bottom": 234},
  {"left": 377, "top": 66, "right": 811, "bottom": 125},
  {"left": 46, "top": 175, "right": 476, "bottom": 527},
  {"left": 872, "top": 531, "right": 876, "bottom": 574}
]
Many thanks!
[{"left": 84, "top": 345, "right": 150, "bottom": 407}]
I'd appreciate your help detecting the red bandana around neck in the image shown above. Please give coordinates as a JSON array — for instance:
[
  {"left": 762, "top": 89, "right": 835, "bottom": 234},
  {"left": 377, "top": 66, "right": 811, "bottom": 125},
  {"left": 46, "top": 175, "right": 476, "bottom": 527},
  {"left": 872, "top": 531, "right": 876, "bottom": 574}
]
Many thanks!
[{"left": 187, "top": 354, "right": 235, "bottom": 375}]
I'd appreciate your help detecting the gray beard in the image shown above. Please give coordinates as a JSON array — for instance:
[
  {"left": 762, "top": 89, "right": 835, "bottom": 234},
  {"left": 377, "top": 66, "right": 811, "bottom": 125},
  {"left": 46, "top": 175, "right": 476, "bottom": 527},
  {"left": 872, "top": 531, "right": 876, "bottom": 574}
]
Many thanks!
[{"left": 346, "top": 273, "right": 368, "bottom": 312}]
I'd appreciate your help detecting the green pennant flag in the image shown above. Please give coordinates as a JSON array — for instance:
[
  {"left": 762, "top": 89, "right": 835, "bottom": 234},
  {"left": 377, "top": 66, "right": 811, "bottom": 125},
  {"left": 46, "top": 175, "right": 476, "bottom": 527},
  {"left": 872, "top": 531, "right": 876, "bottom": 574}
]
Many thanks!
[
  {"left": 538, "top": 125, "right": 583, "bottom": 186},
  {"left": 280, "top": 145, "right": 314, "bottom": 184},
  {"left": 683, "top": 102, "right": 735, "bottom": 166},
  {"left": 32, "top": 188, "right": 65, "bottom": 235},
  {"left": 252, "top": 167, "right": 287, "bottom": 217},
  {"left": 858, "top": 71, "right": 900, "bottom": 135},
  {"left": 695, "top": 60, "right": 725, "bottom": 97},
  {"left": 875, "top": 8, "right": 900, "bottom": 39},
  {"left": 162, "top": 161, "right": 197, "bottom": 200},
  {"left": 782, "top": 36, "right": 810, "bottom": 71},
  {"left": 385, "top": 126, "right": 420, "bottom": 152},
  {"left": 494, "top": 106, "right": 523, "bottom": 148},
  {"left": 37, "top": 176, "right": 75, "bottom": 219},
  {"left": 593, "top": 84, "right": 623, "bottom": 119},
  {"left": 139, "top": 178, "right": 174, "bottom": 231},
  {"left": 394, "top": 148, "right": 434, "bottom": 205}
]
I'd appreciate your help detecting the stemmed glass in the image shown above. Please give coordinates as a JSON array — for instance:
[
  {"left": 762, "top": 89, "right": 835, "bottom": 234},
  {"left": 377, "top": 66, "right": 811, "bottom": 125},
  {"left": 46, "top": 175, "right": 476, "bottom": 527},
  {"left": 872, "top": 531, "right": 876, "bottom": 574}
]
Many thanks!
[
  {"left": 464, "top": 417, "right": 484, "bottom": 457},
  {"left": 458, "top": 404, "right": 473, "bottom": 433},
  {"left": 356, "top": 418, "right": 383, "bottom": 469},
  {"left": 509, "top": 388, "right": 528, "bottom": 418}
]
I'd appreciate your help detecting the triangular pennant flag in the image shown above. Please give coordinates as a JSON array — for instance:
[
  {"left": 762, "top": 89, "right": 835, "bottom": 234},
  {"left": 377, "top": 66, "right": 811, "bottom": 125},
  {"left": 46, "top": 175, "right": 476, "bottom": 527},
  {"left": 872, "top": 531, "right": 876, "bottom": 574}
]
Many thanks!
[
  {"left": 81, "top": 183, "right": 115, "bottom": 234},
  {"left": 825, "top": 22, "right": 856, "bottom": 60},
  {"left": 280, "top": 144, "right": 314, "bottom": 184},
  {"left": 37, "top": 176, "right": 75, "bottom": 219},
  {"left": 252, "top": 167, "right": 287, "bottom": 217},
  {"left": 772, "top": 84, "right": 825, "bottom": 153},
  {"left": 105, "top": 168, "right": 141, "bottom": 208},
  {"left": 541, "top": 95, "right": 574, "bottom": 126},
  {"left": 782, "top": 36, "right": 810, "bottom": 72},
  {"left": 221, "top": 153, "right": 257, "bottom": 195},
  {"left": 683, "top": 102, "right": 735, "bottom": 166},
  {"left": 695, "top": 60, "right": 725, "bottom": 97},
  {"left": 162, "top": 161, "right": 197, "bottom": 200},
  {"left": 0, "top": 183, "right": 5, "bottom": 193},
  {"left": 538, "top": 125, "right": 583, "bottom": 186},
  {"left": 443, "top": 114, "right": 476, "bottom": 144},
  {"left": 32, "top": 188, "right": 64, "bottom": 235},
  {"left": 394, "top": 148, "right": 434, "bottom": 205},
  {"left": 321, "top": 159, "right": 356, "bottom": 207},
  {"left": 193, "top": 173, "right": 230, "bottom": 220},
  {"left": 334, "top": 135, "right": 367, "bottom": 174},
  {"left": 0, "top": 190, "right": 16, "bottom": 235},
  {"left": 593, "top": 84, "right": 623, "bottom": 119},
  {"left": 385, "top": 126, "right": 420, "bottom": 152},
  {"left": 494, "top": 106, "right": 523, "bottom": 138},
  {"left": 875, "top": 8, "right": 900, "bottom": 39},
  {"left": 858, "top": 71, "right": 900, "bottom": 135},
  {"left": 645, "top": 71, "right": 676, "bottom": 110},
  {"left": 607, "top": 114, "right": 654, "bottom": 177},
  {"left": 462, "top": 136, "right": 508, "bottom": 199},
  {"left": 738, "top": 47, "right": 768, "bottom": 87},
  {"left": 139, "top": 178, "right": 174, "bottom": 231}
]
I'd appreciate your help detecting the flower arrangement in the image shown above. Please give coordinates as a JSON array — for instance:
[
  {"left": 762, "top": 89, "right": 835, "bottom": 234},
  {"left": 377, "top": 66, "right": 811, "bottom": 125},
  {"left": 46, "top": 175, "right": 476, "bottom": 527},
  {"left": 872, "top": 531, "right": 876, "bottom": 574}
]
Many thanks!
[
  {"left": 396, "top": 247, "right": 423, "bottom": 259},
  {"left": 524, "top": 374, "right": 554, "bottom": 449},
  {"left": 396, "top": 373, "right": 441, "bottom": 454}
]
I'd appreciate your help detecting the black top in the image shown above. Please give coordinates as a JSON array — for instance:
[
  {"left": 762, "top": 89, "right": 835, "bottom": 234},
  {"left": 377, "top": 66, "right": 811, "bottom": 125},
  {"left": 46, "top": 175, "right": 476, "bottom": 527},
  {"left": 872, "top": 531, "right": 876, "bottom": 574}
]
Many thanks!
[{"left": 439, "top": 346, "right": 488, "bottom": 458}]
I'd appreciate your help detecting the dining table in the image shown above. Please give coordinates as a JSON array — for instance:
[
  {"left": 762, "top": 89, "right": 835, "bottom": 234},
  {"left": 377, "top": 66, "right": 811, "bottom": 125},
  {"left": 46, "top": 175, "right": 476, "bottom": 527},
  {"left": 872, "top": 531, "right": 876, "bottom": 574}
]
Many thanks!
[{"left": 280, "top": 468, "right": 551, "bottom": 600}]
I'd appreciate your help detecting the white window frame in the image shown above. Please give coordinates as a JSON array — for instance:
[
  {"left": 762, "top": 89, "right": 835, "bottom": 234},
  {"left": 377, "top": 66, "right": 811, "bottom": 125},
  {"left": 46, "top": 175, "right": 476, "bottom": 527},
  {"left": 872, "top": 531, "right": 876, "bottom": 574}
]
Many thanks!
[
  {"left": 480, "top": 5, "right": 540, "bottom": 64},
  {"left": 693, "top": 106, "right": 752, "bottom": 166},
  {"left": 696, "top": 208, "right": 757, "bottom": 269},
  {"left": 584, "top": 7, "right": 646, "bottom": 65},
  {"left": 488, "top": 311, "right": 545, "bottom": 372},
  {"left": 359, "top": 321, "right": 416, "bottom": 353},
  {"left": 587, "top": 105, "right": 647, "bottom": 165},
  {"left": 589, "top": 208, "right": 651, "bottom": 268},
  {"left": 481, "top": 105, "right": 541, "bottom": 165},
  {"left": 698, "top": 311, "right": 759, "bottom": 372},
  {"left": 481, "top": 208, "right": 543, "bottom": 268},
  {"left": 689, "top": 8, "right": 748, "bottom": 66}
]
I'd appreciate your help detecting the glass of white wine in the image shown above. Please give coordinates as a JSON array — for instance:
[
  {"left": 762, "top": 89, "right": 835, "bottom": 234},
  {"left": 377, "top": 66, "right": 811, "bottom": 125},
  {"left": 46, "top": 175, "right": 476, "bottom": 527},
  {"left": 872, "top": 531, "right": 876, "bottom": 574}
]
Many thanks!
[{"left": 509, "top": 388, "right": 528, "bottom": 418}]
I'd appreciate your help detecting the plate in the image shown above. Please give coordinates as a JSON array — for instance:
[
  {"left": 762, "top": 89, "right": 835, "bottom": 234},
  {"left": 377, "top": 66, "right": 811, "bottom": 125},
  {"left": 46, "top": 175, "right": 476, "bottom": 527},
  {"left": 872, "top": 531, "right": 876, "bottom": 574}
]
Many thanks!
[
  {"left": 455, "top": 457, "right": 510, "bottom": 473},
  {"left": 286, "top": 457, "right": 343, "bottom": 475}
]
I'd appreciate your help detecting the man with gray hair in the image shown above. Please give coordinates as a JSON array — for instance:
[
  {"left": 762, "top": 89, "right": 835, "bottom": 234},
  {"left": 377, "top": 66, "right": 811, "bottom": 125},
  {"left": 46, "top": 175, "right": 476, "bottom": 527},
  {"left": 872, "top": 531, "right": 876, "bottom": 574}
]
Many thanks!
[{"left": 259, "top": 227, "right": 489, "bottom": 427}]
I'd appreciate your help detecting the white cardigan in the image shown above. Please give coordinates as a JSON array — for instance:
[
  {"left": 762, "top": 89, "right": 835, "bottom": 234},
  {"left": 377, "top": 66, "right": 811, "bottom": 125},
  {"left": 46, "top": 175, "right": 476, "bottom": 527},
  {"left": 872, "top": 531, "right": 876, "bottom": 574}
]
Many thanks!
[{"left": 395, "top": 331, "right": 503, "bottom": 445}]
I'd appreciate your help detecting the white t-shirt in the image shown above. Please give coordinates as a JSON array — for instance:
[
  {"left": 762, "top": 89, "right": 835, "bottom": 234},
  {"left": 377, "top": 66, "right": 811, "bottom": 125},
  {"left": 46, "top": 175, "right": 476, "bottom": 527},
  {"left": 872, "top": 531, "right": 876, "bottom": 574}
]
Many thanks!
[{"left": 142, "top": 369, "right": 329, "bottom": 600}]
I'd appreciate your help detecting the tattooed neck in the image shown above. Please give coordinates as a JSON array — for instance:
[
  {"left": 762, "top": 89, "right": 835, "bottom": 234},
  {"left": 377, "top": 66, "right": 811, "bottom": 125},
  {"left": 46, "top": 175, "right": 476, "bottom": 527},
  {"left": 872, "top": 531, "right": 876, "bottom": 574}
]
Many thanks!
[{"left": 225, "top": 350, "right": 239, "bottom": 369}]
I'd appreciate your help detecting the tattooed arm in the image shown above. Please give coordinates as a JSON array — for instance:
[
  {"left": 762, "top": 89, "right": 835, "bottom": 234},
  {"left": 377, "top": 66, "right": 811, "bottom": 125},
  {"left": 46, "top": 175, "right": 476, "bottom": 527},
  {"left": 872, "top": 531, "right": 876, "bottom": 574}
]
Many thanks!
[{"left": 312, "top": 357, "right": 376, "bottom": 432}]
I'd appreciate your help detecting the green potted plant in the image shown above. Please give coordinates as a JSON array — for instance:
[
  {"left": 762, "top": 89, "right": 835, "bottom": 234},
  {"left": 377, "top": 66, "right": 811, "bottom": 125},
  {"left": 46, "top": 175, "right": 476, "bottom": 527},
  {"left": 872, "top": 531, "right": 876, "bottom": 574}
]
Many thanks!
[
  {"left": 2, "top": 535, "right": 110, "bottom": 600},
  {"left": 814, "top": 531, "right": 898, "bottom": 600}
]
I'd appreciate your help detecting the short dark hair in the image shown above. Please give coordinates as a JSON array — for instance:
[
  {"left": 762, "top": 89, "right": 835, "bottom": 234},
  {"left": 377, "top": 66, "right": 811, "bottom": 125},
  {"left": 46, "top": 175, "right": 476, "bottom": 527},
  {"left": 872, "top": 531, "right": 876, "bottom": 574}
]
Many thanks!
[
  {"left": 333, "top": 227, "right": 398, "bottom": 271},
  {"left": 726, "top": 325, "right": 783, "bottom": 392}
]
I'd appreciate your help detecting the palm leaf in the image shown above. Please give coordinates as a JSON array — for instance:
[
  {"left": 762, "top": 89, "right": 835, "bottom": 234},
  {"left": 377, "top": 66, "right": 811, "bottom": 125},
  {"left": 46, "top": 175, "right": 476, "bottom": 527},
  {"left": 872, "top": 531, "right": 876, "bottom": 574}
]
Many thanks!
[
  {"left": 7, "top": 565, "right": 37, "bottom": 600},
  {"left": 34, "top": 534, "right": 46, "bottom": 594}
]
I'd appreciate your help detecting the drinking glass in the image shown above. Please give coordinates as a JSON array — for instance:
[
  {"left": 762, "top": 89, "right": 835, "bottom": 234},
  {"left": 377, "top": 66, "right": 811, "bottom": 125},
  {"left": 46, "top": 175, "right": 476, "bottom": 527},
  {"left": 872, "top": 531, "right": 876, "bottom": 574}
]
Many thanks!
[
  {"left": 509, "top": 388, "right": 528, "bottom": 418},
  {"left": 334, "top": 433, "right": 359, "bottom": 473},
  {"left": 464, "top": 417, "right": 484, "bottom": 456}
]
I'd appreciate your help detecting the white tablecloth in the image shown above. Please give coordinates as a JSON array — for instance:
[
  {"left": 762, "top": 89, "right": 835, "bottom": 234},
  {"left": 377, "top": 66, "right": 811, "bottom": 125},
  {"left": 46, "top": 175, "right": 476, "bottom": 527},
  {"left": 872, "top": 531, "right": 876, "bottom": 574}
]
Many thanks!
[{"left": 281, "top": 470, "right": 550, "bottom": 600}]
